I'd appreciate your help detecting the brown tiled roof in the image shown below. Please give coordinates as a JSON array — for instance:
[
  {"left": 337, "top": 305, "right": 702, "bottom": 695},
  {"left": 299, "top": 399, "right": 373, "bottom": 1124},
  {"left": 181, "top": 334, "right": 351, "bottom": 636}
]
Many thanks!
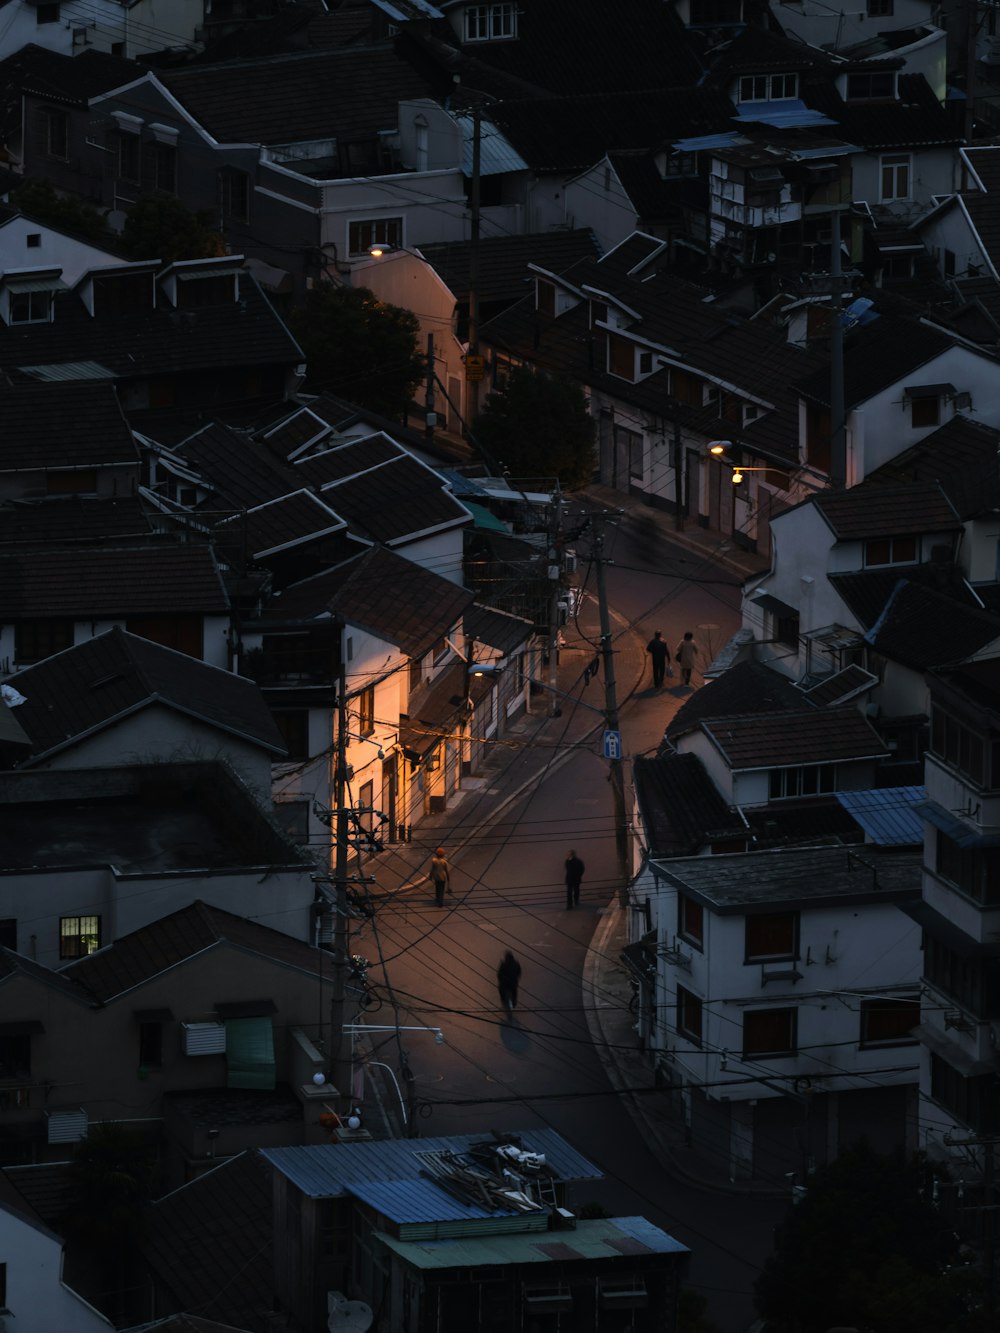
[
  {"left": 798, "top": 664, "right": 878, "bottom": 707},
  {"left": 418, "top": 230, "right": 601, "bottom": 304},
  {"left": 813, "top": 480, "right": 960, "bottom": 540},
  {"left": 160, "top": 44, "right": 435, "bottom": 146},
  {"left": 829, "top": 562, "right": 980, "bottom": 630},
  {"left": 172, "top": 421, "right": 302, "bottom": 513},
  {"left": 263, "top": 545, "right": 472, "bottom": 658},
  {"left": 0, "top": 42, "right": 139, "bottom": 106},
  {"left": 10, "top": 627, "right": 286, "bottom": 761},
  {"left": 311, "top": 453, "right": 470, "bottom": 544},
  {"left": 866, "top": 579, "right": 1000, "bottom": 669},
  {"left": 215, "top": 490, "right": 346, "bottom": 559},
  {"left": 633, "top": 752, "right": 746, "bottom": 855},
  {"left": 292, "top": 433, "right": 407, "bottom": 483},
  {"left": 862, "top": 413, "right": 1000, "bottom": 519},
  {"left": 0, "top": 496, "right": 152, "bottom": 548},
  {"left": 141, "top": 1150, "right": 273, "bottom": 1333},
  {"left": 0, "top": 543, "right": 229, "bottom": 618},
  {"left": 700, "top": 707, "right": 889, "bottom": 769},
  {"left": 666, "top": 660, "right": 805, "bottom": 742},
  {"left": 63, "top": 900, "right": 328, "bottom": 1003},
  {"left": 0, "top": 381, "right": 138, "bottom": 472}
]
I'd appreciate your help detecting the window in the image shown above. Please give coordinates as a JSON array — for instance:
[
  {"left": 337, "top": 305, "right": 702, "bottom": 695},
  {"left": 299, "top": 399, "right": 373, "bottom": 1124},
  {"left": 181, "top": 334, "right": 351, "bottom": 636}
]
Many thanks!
[
  {"left": 177, "top": 275, "right": 236, "bottom": 309},
  {"left": 139, "top": 1022, "right": 163, "bottom": 1067},
  {"left": 738, "top": 73, "right": 798, "bottom": 102},
  {"left": 744, "top": 1006, "right": 797, "bottom": 1056},
  {"left": 536, "top": 279, "right": 555, "bottom": 316},
  {"left": 348, "top": 217, "right": 402, "bottom": 257},
  {"left": 847, "top": 71, "right": 895, "bottom": 100},
  {"left": 867, "top": 0, "right": 893, "bottom": 13},
  {"left": 774, "top": 608, "right": 800, "bottom": 650},
  {"left": 272, "top": 709, "right": 310, "bottom": 761},
  {"left": 864, "top": 535, "right": 918, "bottom": 567},
  {"left": 931, "top": 705, "right": 989, "bottom": 787},
  {"left": 769, "top": 765, "right": 836, "bottom": 800},
  {"left": 463, "top": 2, "right": 517, "bottom": 41},
  {"left": 0, "top": 920, "right": 15, "bottom": 950},
  {"left": 9, "top": 289, "right": 52, "bottom": 325},
  {"left": 608, "top": 334, "right": 637, "bottom": 381},
  {"left": 152, "top": 142, "right": 177, "bottom": 194},
  {"left": 60, "top": 915, "right": 101, "bottom": 960},
  {"left": 880, "top": 153, "right": 911, "bottom": 203},
  {"left": 860, "top": 996, "right": 918, "bottom": 1046},
  {"left": 47, "top": 470, "right": 97, "bottom": 495},
  {"left": 358, "top": 685, "right": 375, "bottom": 736},
  {"left": 26, "top": 233, "right": 40, "bottom": 249},
  {"left": 745, "top": 911, "right": 798, "bottom": 961},
  {"left": 805, "top": 400, "right": 831, "bottom": 474},
  {"left": 0, "top": 1033, "right": 30, "bottom": 1079},
  {"left": 15, "top": 619, "right": 73, "bottom": 664},
  {"left": 676, "top": 986, "right": 703, "bottom": 1042},
  {"left": 910, "top": 394, "right": 940, "bottom": 428},
  {"left": 931, "top": 1054, "right": 1000, "bottom": 1135},
  {"left": 36, "top": 3, "right": 59, "bottom": 22},
  {"left": 221, "top": 168, "right": 250, "bottom": 222},
  {"left": 935, "top": 834, "right": 1000, "bottom": 906},
  {"left": 670, "top": 368, "right": 703, "bottom": 406},
  {"left": 273, "top": 799, "right": 310, "bottom": 843},
  {"left": 678, "top": 894, "right": 704, "bottom": 946},
  {"left": 119, "top": 131, "right": 140, "bottom": 184}
]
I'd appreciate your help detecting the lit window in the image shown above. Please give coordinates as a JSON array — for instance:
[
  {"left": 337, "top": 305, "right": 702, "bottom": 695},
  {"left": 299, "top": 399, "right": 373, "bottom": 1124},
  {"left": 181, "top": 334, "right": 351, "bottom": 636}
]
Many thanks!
[
  {"left": 358, "top": 685, "right": 375, "bottom": 737},
  {"left": 348, "top": 217, "right": 402, "bottom": 257},
  {"left": 60, "top": 915, "right": 101, "bottom": 959}
]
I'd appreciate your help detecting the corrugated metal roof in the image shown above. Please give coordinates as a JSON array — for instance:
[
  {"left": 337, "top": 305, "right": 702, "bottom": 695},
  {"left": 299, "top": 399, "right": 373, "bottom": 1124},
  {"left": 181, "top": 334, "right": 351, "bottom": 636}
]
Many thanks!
[
  {"left": 374, "top": 1215, "right": 690, "bottom": 1269},
  {"left": 672, "top": 131, "right": 742, "bottom": 152},
  {"left": 347, "top": 1176, "right": 524, "bottom": 1223},
  {"left": 18, "top": 360, "right": 115, "bottom": 381},
  {"left": 735, "top": 99, "right": 836, "bottom": 128},
  {"left": 463, "top": 500, "right": 509, "bottom": 532},
  {"left": 455, "top": 115, "right": 530, "bottom": 176},
  {"left": 836, "top": 786, "right": 926, "bottom": 845},
  {"left": 260, "top": 1130, "right": 603, "bottom": 1198}
]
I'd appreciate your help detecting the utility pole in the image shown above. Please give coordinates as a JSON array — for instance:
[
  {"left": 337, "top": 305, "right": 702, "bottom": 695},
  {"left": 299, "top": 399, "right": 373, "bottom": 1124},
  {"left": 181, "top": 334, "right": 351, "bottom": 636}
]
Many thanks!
[
  {"left": 944, "top": 1130, "right": 998, "bottom": 1327},
  {"left": 424, "top": 332, "right": 436, "bottom": 447},
  {"left": 547, "top": 488, "right": 563, "bottom": 718},
  {"left": 591, "top": 514, "right": 629, "bottom": 906},
  {"left": 672, "top": 411, "right": 684, "bottom": 530},
  {"left": 829, "top": 206, "right": 847, "bottom": 490},
  {"left": 328, "top": 616, "right": 352, "bottom": 1103},
  {"left": 467, "top": 103, "right": 482, "bottom": 425}
]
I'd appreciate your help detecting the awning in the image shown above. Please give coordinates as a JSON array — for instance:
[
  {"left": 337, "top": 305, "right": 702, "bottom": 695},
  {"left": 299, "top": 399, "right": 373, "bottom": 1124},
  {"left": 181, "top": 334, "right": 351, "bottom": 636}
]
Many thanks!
[
  {"left": 752, "top": 592, "right": 798, "bottom": 618},
  {"left": 225, "top": 1016, "right": 275, "bottom": 1090},
  {"left": 903, "top": 383, "right": 954, "bottom": 399},
  {"left": 915, "top": 799, "right": 1000, "bottom": 848}
]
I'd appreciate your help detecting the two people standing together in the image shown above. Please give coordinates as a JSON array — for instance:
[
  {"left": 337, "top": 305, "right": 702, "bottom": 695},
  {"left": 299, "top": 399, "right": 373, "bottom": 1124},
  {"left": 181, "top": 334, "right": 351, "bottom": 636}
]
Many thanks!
[{"left": 646, "top": 629, "right": 699, "bottom": 689}]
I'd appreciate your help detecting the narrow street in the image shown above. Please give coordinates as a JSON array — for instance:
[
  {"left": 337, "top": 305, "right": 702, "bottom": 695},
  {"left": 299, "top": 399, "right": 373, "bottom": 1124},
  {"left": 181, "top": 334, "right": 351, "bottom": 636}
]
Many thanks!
[{"left": 354, "top": 510, "right": 787, "bottom": 1332}]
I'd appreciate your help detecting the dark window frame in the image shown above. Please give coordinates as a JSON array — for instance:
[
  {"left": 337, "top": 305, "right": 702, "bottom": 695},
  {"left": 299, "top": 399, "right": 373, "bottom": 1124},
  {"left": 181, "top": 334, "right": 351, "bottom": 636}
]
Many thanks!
[
  {"left": 859, "top": 996, "right": 919, "bottom": 1047},
  {"left": 678, "top": 894, "right": 704, "bottom": 947},
  {"left": 745, "top": 911, "right": 798, "bottom": 962},
  {"left": 676, "top": 985, "right": 703, "bottom": 1043},
  {"left": 743, "top": 1006, "right": 797, "bottom": 1056}
]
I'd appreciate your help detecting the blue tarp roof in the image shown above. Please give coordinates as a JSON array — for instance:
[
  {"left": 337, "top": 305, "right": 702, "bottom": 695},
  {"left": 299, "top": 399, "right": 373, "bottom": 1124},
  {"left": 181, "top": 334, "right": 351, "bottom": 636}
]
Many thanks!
[
  {"left": 734, "top": 99, "right": 837, "bottom": 129},
  {"left": 835, "top": 786, "right": 925, "bottom": 845}
]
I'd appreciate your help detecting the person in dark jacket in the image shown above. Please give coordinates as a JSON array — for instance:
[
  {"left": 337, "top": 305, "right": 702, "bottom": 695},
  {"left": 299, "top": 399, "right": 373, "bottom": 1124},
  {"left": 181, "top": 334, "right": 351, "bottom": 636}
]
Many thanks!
[
  {"left": 565, "top": 849, "right": 585, "bottom": 909},
  {"left": 646, "top": 630, "right": 670, "bottom": 688},
  {"left": 429, "top": 847, "right": 450, "bottom": 906},
  {"left": 497, "top": 951, "right": 522, "bottom": 1013}
]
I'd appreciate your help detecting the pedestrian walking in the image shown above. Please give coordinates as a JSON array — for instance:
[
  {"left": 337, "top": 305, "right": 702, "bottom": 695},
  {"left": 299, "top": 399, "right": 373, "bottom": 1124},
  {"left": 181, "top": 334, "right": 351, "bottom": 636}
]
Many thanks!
[
  {"left": 497, "top": 950, "right": 522, "bottom": 1014},
  {"left": 675, "top": 631, "right": 700, "bottom": 687},
  {"left": 565, "top": 849, "right": 585, "bottom": 909},
  {"left": 429, "top": 847, "right": 450, "bottom": 907},
  {"left": 646, "top": 630, "right": 671, "bottom": 689}
]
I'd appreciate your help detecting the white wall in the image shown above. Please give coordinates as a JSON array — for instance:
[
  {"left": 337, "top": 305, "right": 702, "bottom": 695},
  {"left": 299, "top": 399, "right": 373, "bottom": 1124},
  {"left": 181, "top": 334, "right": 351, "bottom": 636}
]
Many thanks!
[
  {"left": 0, "top": 1204, "right": 114, "bottom": 1333},
  {"left": 319, "top": 171, "right": 471, "bottom": 257},
  {"left": 918, "top": 200, "right": 993, "bottom": 282},
  {"left": 0, "top": 218, "right": 127, "bottom": 285},
  {"left": 773, "top": 0, "right": 935, "bottom": 53},
  {"left": 563, "top": 159, "right": 641, "bottom": 254},
  {"left": 850, "top": 145, "right": 957, "bottom": 222}
]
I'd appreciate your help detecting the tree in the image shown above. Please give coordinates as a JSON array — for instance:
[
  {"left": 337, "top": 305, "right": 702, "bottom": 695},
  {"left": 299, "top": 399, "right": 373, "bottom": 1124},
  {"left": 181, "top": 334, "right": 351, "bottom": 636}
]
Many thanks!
[
  {"left": 290, "top": 283, "right": 425, "bottom": 420},
  {"left": 11, "top": 179, "right": 110, "bottom": 245},
  {"left": 120, "top": 194, "right": 225, "bottom": 263},
  {"left": 473, "top": 366, "right": 596, "bottom": 490},
  {"left": 754, "top": 1141, "right": 979, "bottom": 1333}
]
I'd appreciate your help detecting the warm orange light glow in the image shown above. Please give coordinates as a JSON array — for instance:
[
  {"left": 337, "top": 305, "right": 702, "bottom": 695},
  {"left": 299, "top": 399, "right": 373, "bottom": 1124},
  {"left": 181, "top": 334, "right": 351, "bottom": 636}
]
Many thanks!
[
  {"left": 732, "top": 470, "right": 744, "bottom": 484},
  {"left": 369, "top": 245, "right": 385, "bottom": 258}
]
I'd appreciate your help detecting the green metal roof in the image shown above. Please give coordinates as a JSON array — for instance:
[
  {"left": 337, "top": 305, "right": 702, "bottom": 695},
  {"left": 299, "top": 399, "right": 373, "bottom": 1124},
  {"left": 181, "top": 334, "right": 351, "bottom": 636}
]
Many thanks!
[{"left": 373, "top": 1216, "right": 689, "bottom": 1269}]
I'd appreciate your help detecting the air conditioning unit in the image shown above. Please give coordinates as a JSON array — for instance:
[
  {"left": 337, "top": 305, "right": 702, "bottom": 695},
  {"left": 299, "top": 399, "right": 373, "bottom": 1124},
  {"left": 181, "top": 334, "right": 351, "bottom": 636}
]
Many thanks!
[
  {"left": 47, "top": 1107, "right": 88, "bottom": 1144},
  {"left": 182, "top": 1021, "right": 226, "bottom": 1055}
]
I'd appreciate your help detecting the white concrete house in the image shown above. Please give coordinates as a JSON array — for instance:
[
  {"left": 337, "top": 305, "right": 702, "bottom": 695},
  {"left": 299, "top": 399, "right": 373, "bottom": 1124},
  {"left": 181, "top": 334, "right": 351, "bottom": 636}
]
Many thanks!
[
  {"left": 0, "top": 0, "right": 202, "bottom": 61},
  {"left": 650, "top": 844, "right": 923, "bottom": 1180},
  {"left": 0, "top": 1196, "right": 114, "bottom": 1333}
]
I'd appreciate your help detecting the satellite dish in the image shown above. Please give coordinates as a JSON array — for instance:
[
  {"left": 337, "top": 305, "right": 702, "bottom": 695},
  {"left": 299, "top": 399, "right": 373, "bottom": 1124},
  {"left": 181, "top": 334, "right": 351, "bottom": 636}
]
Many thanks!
[{"left": 328, "top": 1291, "right": 373, "bottom": 1333}]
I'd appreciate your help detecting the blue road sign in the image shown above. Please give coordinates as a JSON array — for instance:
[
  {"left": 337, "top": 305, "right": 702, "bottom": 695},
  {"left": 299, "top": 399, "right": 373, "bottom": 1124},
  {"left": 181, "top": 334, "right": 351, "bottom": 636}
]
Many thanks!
[{"left": 602, "top": 729, "right": 622, "bottom": 760}]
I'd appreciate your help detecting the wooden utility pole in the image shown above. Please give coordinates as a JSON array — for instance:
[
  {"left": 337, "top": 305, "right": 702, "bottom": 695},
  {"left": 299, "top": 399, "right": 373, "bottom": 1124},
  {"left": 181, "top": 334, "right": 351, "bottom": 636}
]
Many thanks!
[
  {"left": 328, "top": 617, "right": 352, "bottom": 1103},
  {"left": 829, "top": 206, "right": 846, "bottom": 490},
  {"left": 424, "top": 332, "right": 436, "bottom": 446},
  {"left": 591, "top": 514, "right": 629, "bottom": 906},
  {"left": 547, "top": 488, "right": 563, "bottom": 717}
]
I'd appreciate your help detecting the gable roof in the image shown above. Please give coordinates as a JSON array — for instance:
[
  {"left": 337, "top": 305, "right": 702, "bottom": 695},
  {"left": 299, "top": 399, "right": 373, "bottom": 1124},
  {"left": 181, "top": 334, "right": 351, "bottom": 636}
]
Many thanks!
[
  {"left": 828, "top": 561, "right": 979, "bottom": 630},
  {"left": 865, "top": 579, "right": 1000, "bottom": 669},
  {"left": 651, "top": 844, "right": 921, "bottom": 910},
  {"left": 418, "top": 230, "right": 601, "bottom": 304},
  {"left": 633, "top": 752, "right": 747, "bottom": 855},
  {"left": 666, "top": 660, "right": 805, "bottom": 743},
  {"left": 168, "top": 421, "right": 302, "bottom": 513},
  {"left": 9, "top": 627, "right": 285, "bottom": 763},
  {"left": 812, "top": 480, "right": 960, "bottom": 541},
  {"left": 0, "top": 381, "right": 138, "bottom": 472},
  {"left": 0, "top": 496, "right": 152, "bottom": 548},
  {"left": 214, "top": 490, "right": 350, "bottom": 561},
  {"left": 700, "top": 707, "right": 889, "bottom": 769},
  {"left": 272, "top": 544, "right": 472, "bottom": 655},
  {"left": 157, "top": 44, "right": 436, "bottom": 146},
  {"left": 300, "top": 451, "right": 470, "bottom": 544},
  {"left": 141, "top": 1151, "right": 273, "bottom": 1333},
  {"left": 0, "top": 43, "right": 139, "bottom": 108},
  {"left": 802, "top": 71, "right": 960, "bottom": 151},
  {"left": 863, "top": 413, "right": 1000, "bottom": 521},
  {"left": 63, "top": 900, "right": 328, "bottom": 1003},
  {"left": 0, "top": 543, "right": 229, "bottom": 618}
]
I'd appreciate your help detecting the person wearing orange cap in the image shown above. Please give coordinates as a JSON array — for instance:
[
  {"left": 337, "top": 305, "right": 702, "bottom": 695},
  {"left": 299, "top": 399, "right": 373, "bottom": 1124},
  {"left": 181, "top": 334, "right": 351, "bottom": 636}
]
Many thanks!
[{"left": 430, "top": 847, "right": 451, "bottom": 907}]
